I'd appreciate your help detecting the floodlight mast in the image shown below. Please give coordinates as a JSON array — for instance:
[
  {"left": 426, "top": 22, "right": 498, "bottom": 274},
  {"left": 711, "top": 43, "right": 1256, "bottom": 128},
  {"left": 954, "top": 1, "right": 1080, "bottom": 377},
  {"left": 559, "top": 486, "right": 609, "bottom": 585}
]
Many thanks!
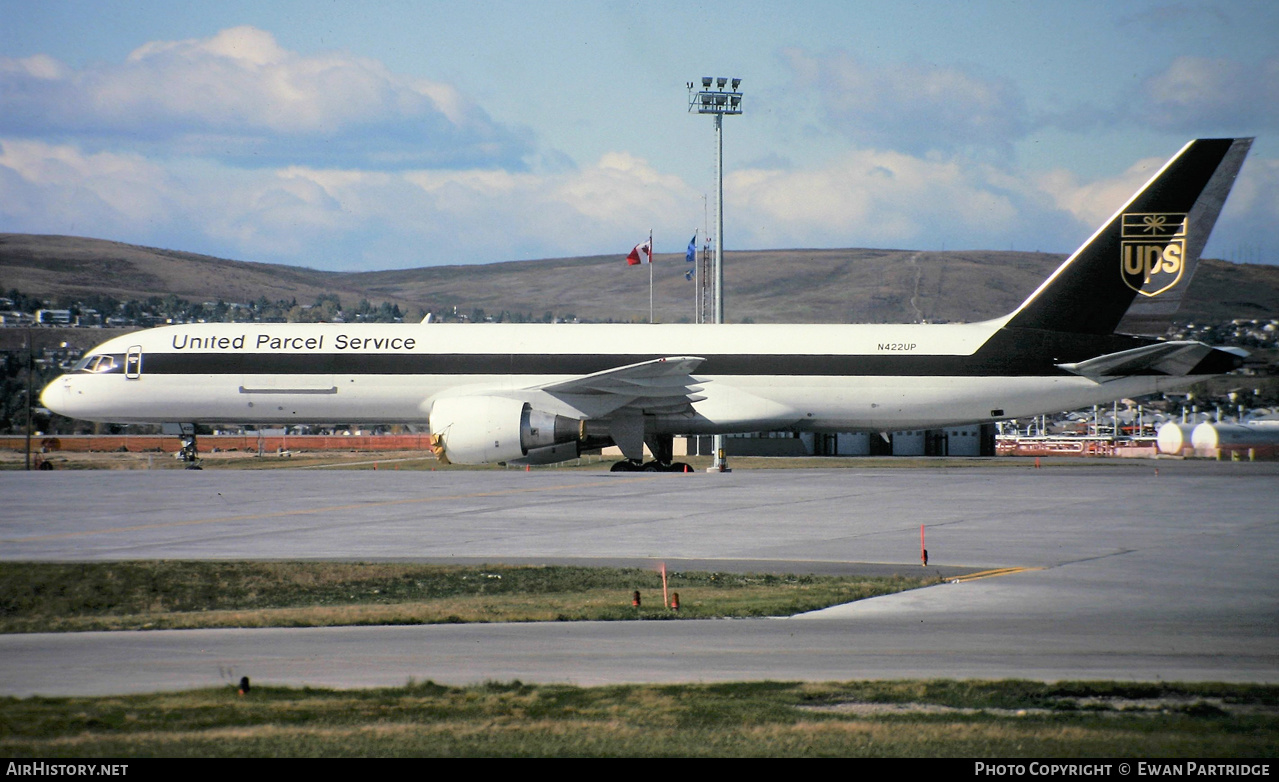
[
  {"left": 688, "top": 76, "right": 742, "bottom": 473},
  {"left": 688, "top": 76, "right": 742, "bottom": 326}
]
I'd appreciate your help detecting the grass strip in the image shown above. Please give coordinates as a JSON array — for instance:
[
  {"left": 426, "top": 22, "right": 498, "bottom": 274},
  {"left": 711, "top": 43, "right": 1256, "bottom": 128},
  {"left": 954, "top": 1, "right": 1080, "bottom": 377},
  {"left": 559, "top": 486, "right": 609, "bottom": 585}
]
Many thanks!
[
  {"left": 2, "top": 680, "right": 1275, "bottom": 757},
  {"left": 0, "top": 561, "right": 935, "bottom": 633}
]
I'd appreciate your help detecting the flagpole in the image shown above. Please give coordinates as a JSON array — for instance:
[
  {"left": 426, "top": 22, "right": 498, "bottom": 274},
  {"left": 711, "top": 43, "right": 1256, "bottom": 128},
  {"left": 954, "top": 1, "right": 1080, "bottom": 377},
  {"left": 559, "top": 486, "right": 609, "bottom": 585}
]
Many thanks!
[
  {"left": 649, "top": 228, "right": 654, "bottom": 324},
  {"left": 692, "top": 229, "right": 698, "bottom": 323}
]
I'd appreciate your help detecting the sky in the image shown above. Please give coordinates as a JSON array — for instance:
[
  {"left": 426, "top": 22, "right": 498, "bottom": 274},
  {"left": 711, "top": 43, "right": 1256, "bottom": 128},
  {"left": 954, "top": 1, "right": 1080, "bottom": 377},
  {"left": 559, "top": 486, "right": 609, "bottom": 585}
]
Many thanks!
[{"left": 1, "top": 0, "right": 1277, "bottom": 272}]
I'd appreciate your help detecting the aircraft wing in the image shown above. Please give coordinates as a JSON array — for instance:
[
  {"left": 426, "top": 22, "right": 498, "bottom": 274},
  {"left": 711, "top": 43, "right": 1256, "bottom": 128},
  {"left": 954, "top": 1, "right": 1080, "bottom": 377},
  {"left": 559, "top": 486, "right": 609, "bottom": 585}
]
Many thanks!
[
  {"left": 536, "top": 356, "right": 707, "bottom": 417},
  {"left": 1056, "top": 341, "right": 1245, "bottom": 379}
]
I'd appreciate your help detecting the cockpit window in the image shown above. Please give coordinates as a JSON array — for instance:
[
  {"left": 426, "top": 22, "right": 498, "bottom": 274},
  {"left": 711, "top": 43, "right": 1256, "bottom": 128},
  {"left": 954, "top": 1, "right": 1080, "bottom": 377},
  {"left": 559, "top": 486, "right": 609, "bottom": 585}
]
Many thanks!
[{"left": 73, "top": 355, "right": 122, "bottom": 374}]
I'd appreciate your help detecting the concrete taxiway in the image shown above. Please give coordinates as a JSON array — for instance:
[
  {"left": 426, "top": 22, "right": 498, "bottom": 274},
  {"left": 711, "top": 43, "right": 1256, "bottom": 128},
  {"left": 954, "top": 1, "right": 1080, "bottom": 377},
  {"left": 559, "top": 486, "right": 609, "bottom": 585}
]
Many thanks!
[{"left": 2, "top": 460, "right": 1277, "bottom": 696}]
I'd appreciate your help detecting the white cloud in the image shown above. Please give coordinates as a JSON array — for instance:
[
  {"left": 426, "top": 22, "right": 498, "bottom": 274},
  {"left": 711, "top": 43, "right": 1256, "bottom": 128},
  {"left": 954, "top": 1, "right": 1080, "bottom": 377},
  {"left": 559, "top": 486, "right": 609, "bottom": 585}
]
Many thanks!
[
  {"left": 0, "top": 139, "right": 703, "bottom": 269},
  {"left": 130, "top": 25, "right": 288, "bottom": 67},
  {"left": 782, "top": 49, "right": 1029, "bottom": 156},
  {"left": 0, "top": 139, "right": 177, "bottom": 232},
  {"left": 2, "top": 54, "right": 69, "bottom": 81},
  {"left": 1208, "top": 155, "right": 1279, "bottom": 261},
  {"left": 4, "top": 134, "right": 1275, "bottom": 270},
  {"left": 0, "top": 26, "right": 531, "bottom": 169},
  {"left": 1139, "top": 56, "right": 1279, "bottom": 132},
  {"left": 1029, "top": 145, "right": 1279, "bottom": 262},
  {"left": 1034, "top": 155, "right": 1168, "bottom": 229},
  {"left": 724, "top": 149, "right": 1035, "bottom": 250},
  {"left": 721, "top": 144, "right": 1279, "bottom": 261}
]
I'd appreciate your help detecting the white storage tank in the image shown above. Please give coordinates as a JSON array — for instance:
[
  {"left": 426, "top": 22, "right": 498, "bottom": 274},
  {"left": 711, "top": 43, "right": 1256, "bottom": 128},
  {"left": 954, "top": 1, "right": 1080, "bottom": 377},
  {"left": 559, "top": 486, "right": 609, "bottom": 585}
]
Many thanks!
[
  {"left": 1156, "top": 422, "right": 1196, "bottom": 456},
  {"left": 1190, "top": 422, "right": 1279, "bottom": 458}
]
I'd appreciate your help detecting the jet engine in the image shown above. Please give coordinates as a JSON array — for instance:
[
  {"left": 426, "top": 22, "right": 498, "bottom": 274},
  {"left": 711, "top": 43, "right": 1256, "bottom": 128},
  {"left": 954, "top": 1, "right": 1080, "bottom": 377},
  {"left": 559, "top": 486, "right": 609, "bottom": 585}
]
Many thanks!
[{"left": 428, "top": 396, "right": 582, "bottom": 464}]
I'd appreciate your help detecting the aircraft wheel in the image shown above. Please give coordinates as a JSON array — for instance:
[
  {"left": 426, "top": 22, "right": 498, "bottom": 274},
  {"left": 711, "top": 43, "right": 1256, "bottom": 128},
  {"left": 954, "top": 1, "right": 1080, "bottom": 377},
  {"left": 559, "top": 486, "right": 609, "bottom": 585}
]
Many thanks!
[
  {"left": 667, "top": 462, "right": 692, "bottom": 473},
  {"left": 610, "top": 460, "right": 641, "bottom": 472}
]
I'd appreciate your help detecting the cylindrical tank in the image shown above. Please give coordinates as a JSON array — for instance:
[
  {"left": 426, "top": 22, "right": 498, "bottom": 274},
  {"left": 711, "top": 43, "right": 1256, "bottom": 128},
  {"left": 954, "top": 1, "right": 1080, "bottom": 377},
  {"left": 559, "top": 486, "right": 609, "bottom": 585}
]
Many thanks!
[
  {"left": 1156, "top": 422, "right": 1196, "bottom": 456},
  {"left": 1190, "top": 421, "right": 1279, "bottom": 458}
]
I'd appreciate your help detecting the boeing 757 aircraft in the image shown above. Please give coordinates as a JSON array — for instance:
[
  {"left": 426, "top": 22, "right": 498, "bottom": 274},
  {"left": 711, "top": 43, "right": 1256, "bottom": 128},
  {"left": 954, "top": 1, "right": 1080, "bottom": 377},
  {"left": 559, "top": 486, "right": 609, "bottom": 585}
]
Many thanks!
[{"left": 42, "top": 138, "right": 1252, "bottom": 470}]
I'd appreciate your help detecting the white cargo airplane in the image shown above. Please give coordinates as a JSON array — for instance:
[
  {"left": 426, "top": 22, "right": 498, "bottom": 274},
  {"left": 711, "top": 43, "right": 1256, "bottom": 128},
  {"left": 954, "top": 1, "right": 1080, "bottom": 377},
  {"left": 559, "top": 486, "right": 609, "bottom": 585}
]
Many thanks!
[{"left": 43, "top": 138, "right": 1252, "bottom": 470}]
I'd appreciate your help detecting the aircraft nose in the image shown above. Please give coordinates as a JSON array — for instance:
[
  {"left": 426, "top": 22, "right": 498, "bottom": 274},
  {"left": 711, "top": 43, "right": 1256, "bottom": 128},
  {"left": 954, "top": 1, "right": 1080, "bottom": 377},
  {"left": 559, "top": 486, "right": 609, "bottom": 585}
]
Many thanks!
[{"left": 40, "top": 376, "right": 68, "bottom": 415}]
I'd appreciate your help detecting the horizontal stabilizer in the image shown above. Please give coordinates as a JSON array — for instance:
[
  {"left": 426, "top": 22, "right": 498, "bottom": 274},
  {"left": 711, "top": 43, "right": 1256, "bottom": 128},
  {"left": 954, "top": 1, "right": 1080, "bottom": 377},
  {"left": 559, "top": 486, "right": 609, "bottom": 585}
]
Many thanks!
[{"left": 1056, "top": 341, "right": 1243, "bottom": 379}]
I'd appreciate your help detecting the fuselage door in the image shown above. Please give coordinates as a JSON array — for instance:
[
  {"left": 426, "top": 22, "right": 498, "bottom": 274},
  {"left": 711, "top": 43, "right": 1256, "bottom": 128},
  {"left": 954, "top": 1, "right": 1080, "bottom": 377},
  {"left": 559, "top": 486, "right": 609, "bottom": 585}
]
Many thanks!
[{"left": 125, "top": 346, "right": 142, "bottom": 379}]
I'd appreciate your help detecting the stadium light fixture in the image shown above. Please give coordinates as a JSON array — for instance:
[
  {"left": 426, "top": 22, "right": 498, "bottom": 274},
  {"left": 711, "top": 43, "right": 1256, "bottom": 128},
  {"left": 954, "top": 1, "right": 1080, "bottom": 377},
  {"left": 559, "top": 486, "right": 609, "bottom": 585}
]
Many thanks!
[{"left": 687, "top": 76, "right": 743, "bottom": 473}]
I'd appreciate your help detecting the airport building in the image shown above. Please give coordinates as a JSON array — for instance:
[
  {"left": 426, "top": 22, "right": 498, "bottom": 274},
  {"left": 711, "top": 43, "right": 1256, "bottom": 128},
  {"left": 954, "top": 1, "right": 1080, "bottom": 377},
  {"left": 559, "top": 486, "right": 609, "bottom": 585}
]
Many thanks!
[{"left": 683, "top": 425, "right": 996, "bottom": 457}]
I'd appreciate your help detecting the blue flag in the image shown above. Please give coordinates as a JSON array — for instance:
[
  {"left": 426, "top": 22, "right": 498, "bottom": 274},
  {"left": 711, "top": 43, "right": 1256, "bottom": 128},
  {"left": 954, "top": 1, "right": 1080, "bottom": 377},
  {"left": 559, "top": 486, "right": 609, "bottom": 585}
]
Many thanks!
[
  {"left": 685, "top": 268, "right": 694, "bottom": 281},
  {"left": 685, "top": 234, "right": 697, "bottom": 263}
]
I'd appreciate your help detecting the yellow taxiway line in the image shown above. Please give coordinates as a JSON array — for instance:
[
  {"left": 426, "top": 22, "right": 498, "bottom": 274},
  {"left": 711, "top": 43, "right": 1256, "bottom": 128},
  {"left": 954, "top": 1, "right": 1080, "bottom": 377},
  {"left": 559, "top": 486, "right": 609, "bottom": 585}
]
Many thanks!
[{"left": 947, "top": 566, "right": 1044, "bottom": 583}]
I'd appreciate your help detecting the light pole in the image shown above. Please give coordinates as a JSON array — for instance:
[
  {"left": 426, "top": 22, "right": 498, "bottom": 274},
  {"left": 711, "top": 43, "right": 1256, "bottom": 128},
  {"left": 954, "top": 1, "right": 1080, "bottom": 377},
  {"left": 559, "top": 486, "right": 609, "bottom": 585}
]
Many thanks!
[
  {"left": 688, "top": 76, "right": 742, "bottom": 473},
  {"left": 25, "top": 326, "right": 34, "bottom": 471}
]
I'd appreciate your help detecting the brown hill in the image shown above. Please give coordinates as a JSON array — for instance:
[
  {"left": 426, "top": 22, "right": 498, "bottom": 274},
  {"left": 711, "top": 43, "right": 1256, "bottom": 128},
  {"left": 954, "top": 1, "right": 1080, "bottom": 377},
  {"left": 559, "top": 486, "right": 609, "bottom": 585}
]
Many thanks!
[
  {"left": 0, "top": 234, "right": 354, "bottom": 308},
  {"left": 2, "top": 233, "right": 1276, "bottom": 325}
]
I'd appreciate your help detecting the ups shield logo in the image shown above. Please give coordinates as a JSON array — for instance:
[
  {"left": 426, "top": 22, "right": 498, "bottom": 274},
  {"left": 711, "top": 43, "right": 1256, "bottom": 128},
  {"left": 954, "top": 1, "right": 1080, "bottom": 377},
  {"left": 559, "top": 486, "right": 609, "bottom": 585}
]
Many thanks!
[{"left": 1121, "top": 212, "right": 1187, "bottom": 297}]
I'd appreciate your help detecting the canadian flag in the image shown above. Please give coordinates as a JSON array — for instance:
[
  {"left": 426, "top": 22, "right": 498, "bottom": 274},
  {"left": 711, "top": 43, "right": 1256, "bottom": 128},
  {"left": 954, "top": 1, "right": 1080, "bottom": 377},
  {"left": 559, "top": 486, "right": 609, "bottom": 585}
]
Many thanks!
[{"left": 626, "top": 239, "right": 652, "bottom": 265}]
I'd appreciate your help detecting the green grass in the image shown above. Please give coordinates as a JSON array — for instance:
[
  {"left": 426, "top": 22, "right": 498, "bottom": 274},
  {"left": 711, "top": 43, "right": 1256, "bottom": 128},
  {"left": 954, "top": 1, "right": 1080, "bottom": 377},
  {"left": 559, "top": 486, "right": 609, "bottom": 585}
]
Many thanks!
[
  {"left": 0, "top": 561, "right": 936, "bottom": 633},
  {"left": 2, "top": 680, "right": 1275, "bottom": 757},
  {"left": 6, "top": 562, "right": 1274, "bottom": 756}
]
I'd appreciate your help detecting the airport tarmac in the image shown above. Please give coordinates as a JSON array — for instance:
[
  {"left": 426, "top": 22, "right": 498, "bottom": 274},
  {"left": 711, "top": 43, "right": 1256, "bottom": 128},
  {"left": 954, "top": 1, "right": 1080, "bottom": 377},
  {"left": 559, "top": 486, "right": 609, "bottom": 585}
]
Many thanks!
[{"left": 2, "top": 460, "right": 1277, "bottom": 696}]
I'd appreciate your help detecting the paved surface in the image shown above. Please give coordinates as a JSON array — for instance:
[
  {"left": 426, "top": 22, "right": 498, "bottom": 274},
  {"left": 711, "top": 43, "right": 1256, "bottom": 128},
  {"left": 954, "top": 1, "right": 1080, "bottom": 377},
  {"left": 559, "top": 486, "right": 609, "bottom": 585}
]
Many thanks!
[{"left": 2, "top": 460, "right": 1277, "bottom": 695}]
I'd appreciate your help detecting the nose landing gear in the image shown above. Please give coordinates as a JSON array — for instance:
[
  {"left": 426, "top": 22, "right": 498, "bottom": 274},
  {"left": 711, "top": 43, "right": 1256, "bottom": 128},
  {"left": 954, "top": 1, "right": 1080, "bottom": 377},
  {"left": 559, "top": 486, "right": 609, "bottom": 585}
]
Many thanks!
[
  {"left": 179, "top": 433, "right": 202, "bottom": 469},
  {"left": 166, "top": 423, "right": 203, "bottom": 470}
]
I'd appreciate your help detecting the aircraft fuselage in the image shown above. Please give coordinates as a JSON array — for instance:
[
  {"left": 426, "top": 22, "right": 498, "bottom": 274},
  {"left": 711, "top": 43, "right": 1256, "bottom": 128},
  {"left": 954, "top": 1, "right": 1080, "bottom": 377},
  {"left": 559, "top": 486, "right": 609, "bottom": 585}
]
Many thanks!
[{"left": 43, "top": 320, "right": 1202, "bottom": 434}]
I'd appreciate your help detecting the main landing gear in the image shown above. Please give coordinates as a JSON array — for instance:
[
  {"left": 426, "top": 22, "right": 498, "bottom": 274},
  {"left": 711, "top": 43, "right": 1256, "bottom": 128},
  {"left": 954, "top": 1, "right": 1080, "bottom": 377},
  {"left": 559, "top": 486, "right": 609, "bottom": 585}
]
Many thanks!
[
  {"left": 609, "top": 459, "right": 693, "bottom": 473},
  {"left": 608, "top": 433, "right": 691, "bottom": 472}
]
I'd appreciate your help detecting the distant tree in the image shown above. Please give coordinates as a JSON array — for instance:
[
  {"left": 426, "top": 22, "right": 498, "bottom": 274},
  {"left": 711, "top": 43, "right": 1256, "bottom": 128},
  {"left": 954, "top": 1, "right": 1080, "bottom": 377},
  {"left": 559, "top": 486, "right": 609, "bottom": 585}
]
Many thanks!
[
  {"left": 308, "top": 294, "right": 342, "bottom": 322},
  {"left": 375, "top": 301, "right": 399, "bottom": 322}
]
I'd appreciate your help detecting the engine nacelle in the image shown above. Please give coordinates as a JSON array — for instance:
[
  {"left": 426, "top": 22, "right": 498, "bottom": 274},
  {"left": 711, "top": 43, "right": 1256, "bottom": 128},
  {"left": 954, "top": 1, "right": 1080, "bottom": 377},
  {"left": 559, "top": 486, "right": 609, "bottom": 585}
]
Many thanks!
[
  {"left": 428, "top": 396, "right": 581, "bottom": 464},
  {"left": 513, "top": 441, "right": 581, "bottom": 465}
]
